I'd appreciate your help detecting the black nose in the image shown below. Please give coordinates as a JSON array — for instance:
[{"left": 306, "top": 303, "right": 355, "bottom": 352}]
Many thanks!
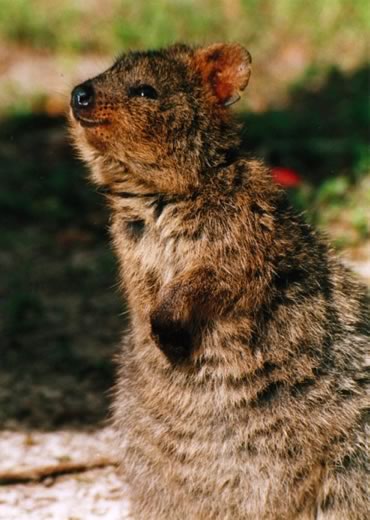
[{"left": 71, "top": 82, "right": 94, "bottom": 110}]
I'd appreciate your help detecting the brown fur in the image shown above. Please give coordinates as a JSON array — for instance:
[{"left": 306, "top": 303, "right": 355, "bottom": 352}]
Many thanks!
[{"left": 70, "top": 43, "right": 369, "bottom": 519}]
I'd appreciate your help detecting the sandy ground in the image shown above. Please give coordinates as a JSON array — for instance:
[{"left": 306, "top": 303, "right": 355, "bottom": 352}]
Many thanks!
[
  {"left": 0, "top": 428, "right": 130, "bottom": 520},
  {"left": 0, "top": 466, "right": 128, "bottom": 520}
]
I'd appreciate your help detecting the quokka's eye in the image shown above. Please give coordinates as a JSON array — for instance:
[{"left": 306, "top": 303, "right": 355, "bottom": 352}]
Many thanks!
[{"left": 128, "top": 85, "right": 158, "bottom": 99}]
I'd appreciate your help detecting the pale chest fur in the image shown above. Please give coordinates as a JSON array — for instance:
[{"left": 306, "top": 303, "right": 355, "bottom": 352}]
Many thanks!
[{"left": 110, "top": 198, "right": 204, "bottom": 316}]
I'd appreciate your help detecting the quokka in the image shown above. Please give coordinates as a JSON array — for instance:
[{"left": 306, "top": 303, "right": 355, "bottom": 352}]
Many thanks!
[{"left": 70, "top": 43, "right": 369, "bottom": 519}]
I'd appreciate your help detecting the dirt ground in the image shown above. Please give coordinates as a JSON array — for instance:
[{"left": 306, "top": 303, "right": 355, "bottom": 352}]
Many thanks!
[{"left": 0, "top": 428, "right": 129, "bottom": 520}]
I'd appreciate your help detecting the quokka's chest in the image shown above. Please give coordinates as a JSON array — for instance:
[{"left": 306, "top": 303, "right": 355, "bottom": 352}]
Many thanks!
[{"left": 114, "top": 214, "right": 205, "bottom": 286}]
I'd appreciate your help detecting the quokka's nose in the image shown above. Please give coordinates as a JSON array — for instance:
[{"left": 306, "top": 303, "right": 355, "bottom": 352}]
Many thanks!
[{"left": 71, "top": 82, "right": 95, "bottom": 110}]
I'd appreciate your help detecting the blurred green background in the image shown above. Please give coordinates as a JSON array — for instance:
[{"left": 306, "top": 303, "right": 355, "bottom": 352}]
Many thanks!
[{"left": 0, "top": 0, "right": 369, "bottom": 431}]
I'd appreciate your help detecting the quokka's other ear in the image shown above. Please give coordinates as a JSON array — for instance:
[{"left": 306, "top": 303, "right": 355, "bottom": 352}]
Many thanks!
[{"left": 194, "top": 43, "right": 252, "bottom": 107}]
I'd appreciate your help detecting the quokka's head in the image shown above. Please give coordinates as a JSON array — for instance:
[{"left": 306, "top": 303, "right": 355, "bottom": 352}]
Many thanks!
[{"left": 70, "top": 43, "right": 251, "bottom": 194}]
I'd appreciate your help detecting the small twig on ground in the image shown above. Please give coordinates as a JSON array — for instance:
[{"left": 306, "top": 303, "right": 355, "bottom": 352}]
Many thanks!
[{"left": 0, "top": 457, "right": 117, "bottom": 485}]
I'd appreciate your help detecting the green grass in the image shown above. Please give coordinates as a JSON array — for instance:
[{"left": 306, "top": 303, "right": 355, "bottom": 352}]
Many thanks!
[
  {"left": 0, "top": 0, "right": 368, "bottom": 61},
  {"left": 243, "top": 66, "right": 369, "bottom": 182},
  {"left": 288, "top": 174, "right": 370, "bottom": 248}
]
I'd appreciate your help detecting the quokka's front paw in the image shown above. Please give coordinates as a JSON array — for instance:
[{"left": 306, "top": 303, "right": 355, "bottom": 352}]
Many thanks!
[{"left": 150, "top": 308, "right": 193, "bottom": 362}]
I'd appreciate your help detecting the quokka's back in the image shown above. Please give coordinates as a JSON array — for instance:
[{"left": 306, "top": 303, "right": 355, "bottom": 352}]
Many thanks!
[{"left": 70, "top": 43, "right": 369, "bottom": 519}]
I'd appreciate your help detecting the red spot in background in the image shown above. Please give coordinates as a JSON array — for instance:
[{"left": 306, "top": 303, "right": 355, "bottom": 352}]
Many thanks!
[{"left": 272, "top": 167, "right": 302, "bottom": 187}]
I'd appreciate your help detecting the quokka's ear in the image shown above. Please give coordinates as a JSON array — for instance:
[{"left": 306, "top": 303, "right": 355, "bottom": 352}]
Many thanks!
[{"left": 194, "top": 43, "right": 252, "bottom": 107}]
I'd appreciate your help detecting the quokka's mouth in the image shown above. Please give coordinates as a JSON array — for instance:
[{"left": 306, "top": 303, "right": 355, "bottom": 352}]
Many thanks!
[{"left": 73, "top": 112, "right": 111, "bottom": 128}]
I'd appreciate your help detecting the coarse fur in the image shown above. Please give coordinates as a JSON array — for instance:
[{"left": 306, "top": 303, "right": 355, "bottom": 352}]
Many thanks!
[{"left": 70, "top": 43, "right": 369, "bottom": 519}]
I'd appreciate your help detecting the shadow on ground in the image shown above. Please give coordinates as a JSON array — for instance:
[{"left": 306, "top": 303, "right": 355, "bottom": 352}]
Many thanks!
[
  {"left": 0, "top": 115, "right": 124, "bottom": 430},
  {"left": 241, "top": 65, "right": 369, "bottom": 183},
  {"left": 0, "top": 65, "right": 368, "bottom": 431}
]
